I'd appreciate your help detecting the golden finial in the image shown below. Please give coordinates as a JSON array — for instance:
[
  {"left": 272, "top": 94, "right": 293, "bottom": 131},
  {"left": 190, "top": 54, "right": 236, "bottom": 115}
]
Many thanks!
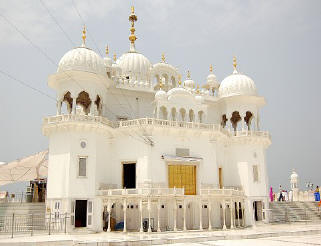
[
  {"left": 113, "top": 53, "right": 117, "bottom": 62},
  {"left": 161, "top": 53, "right": 166, "bottom": 63},
  {"left": 209, "top": 64, "right": 213, "bottom": 73},
  {"left": 159, "top": 80, "right": 163, "bottom": 90},
  {"left": 233, "top": 56, "right": 237, "bottom": 70},
  {"left": 187, "top": 70, "right": 191, "bottom": 79},
  {"left": 128, "top": 6, "right": 138, "bottom": 50},
  {"left": 196, "top": 84, "right": 200, "bottom": 94},
  {"left": 82, "top": 25, "right": 86, "bottom": 46},
  {"left": 105, "top": 45, "right": 109, "bottom": 56},
  {"left": 178, "top": 74, "right": 182, "bottom": 86}
]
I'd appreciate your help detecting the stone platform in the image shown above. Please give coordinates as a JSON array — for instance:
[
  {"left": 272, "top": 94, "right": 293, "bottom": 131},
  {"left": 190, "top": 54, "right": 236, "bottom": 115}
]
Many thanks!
[{"left": 0, "top": 222, "right": 321, "bottom": 246}]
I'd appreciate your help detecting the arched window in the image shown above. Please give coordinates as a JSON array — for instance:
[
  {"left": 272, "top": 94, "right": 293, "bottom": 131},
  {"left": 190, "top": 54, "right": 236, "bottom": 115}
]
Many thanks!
[
  {"left": 244, "top": 111, "right": 254, "bottom": 130},
  {"left": 189, "top": 109, "right": 195, "bottom": 122},
  {"left": 171, "top": 76, "right": 176, "bottom": 88},
  {"left": 161, "top": 74, "right": 169, "bottom": 91},
  {"left": 179, "top": 108, "right": 186, "bottom": 121},
  {"left": 160, "top": 106, "right": 168, "bottom": 120},
  {"left": 221, "top": 114, "right": 227, "bottom": 128},
  {"left": 95, "top": 95, "right": 102, "bottom": 116},
  {"left": 230, "top": 111, "right": 242, "bottom": 133},
  {"left": 198, "top": 111, "right": 204, "bottom": 123},
  {"left": 62, "top": 91, "right": 73, "bottom": 114},
  {"left": 153, "top": 74, "right": 160, "bottom": 90},
  {"left": 76, "top": 91, "right": 91, "bottom": 115},
  {"left": 171, "top": 108, "right": 177, "bottom": 121}
]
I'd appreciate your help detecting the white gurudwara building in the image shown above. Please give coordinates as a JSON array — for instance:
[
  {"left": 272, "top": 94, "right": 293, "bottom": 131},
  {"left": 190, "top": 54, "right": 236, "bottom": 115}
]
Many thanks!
[{"left": 42, "top": 6, "right": 271, "bottom": 233}]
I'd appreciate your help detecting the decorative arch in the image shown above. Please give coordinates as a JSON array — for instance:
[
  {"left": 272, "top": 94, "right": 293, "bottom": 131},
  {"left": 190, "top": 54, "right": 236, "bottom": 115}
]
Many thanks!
[
  {"left": 76, "top": 91, "right": 91, "bottom": 115},
  {"left": 198, "top": 111, "right": 204, "bottom": 123},
  {"left": 189, "top": 109, "right": 195, "bottom": 122},
  {"left": 230, "top": 111, "right": 242, "bottom": 132},
  {"left": 244, "top": 111, "right": 254, "bottom": 130},
  {"left": 221, "top": 114, "right": 227, "bottom": 128},
  {"left": 160, "top": 106, "right": 168, "bottom": 120},
  {"left": 179, "top": 108, "right": 186, "bottom": 121},
  {"left": 171, "top": 107, "right": 177, "bottom": 121},
  {"left": 62, "top": 91, "right": 73, "bottom": 114}
]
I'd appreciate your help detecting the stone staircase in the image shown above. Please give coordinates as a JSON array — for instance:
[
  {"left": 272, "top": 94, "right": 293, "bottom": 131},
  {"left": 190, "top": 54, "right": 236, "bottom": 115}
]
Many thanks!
[{"left": 270, "top": 201, "right": 321, "bottom": 223}]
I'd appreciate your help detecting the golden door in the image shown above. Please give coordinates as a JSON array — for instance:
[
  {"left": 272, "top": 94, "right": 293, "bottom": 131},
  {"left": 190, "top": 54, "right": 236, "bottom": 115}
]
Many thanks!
[{"left": 168, "top": 165, "right": 196, "bottom": 195}]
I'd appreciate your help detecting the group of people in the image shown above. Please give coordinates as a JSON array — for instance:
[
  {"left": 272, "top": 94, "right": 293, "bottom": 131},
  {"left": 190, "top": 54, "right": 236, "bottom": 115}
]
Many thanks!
[{"left": 269, "top": 185, "right": 320, "bottom": 202}]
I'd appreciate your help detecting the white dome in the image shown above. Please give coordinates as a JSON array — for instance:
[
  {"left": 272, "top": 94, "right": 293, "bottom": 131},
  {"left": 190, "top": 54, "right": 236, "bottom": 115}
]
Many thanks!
[
  {"left": 167, "top": 87, "right": 191, "bottom": 97},
  {"left": 206, "top": 73, "right": 220, "bottom": 89},
  {"left": 58, "top": 47, "right": 106, "bottom": 75},
  {"left": 104, "top": 56, "right": 112, "bottom": 67},
  {"left": 291, "top": 170, "right": 298, "bottom": 180},
  {"left": 184, "top": 79, "right": 195, "bottom": 89},
  {"left": 218, "top": 70, "right": 257, "bottom": 98},
  {"left": 116, "top": 51, "right": 152, "bottom": 78},
  {"left": 155, "top": 89, "right": 167, "bottom": 100}
]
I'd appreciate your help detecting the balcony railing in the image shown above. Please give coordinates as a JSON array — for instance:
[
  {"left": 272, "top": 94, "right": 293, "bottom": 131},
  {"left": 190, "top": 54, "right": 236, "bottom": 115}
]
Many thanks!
[
  {"left": 98, "top": 187, "right": 185, "bottom": 196},
  {"left": 43, "top": 115, "right": 270, "bottom": 139}
]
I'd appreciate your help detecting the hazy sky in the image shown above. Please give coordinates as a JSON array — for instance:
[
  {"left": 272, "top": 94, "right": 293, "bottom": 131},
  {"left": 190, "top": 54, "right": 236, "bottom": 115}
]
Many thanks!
[{"left": 0, "top": 0, "right": 320, "bottom": 190}]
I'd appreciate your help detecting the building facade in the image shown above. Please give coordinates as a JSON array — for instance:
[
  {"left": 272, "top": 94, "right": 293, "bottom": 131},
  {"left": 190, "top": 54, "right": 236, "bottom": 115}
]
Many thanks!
[{"left": 42, "top": 6, "right": 271, "bottom": 232}]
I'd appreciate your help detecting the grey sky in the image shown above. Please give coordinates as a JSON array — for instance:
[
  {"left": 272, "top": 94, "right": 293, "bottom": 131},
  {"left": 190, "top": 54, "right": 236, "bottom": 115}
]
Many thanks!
[{"left": 0, "top": 0, "right": 320, "bottom": 191}]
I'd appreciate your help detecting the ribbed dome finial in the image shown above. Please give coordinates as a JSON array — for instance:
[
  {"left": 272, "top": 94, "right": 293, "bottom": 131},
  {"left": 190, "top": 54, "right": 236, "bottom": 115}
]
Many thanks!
[
  {"left": 233, "top": 56, "right": 238, "bottom": 73},
  {"left": 105, "top": 45, "right": 109, "bottom": 56},
  {"left": 129, "top": 6, "right": 138, "bottom": 52},
  {"left": 82, "top": 25, "right": 86, "bottom": 47},
  {"left": 210, "top": 64, "right": 213, "bottom": 73}
]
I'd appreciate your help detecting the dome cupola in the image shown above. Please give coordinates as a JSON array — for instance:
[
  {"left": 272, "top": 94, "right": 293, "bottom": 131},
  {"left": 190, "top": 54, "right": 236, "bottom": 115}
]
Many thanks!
[
  {"left": 103, "top": 45, "right": 112, "bottom": 67},
  {"left": 57, "top": 26, "right": 106, "bottom": 76},
  {"left": 183, "top": 71, "right": 195, "bottom": 89},
  {"left": 218, "top": 57, "right": 257, "bottom": 98},
  {"left": 206, "top": 64, "right": 220, "bottom": 89}
]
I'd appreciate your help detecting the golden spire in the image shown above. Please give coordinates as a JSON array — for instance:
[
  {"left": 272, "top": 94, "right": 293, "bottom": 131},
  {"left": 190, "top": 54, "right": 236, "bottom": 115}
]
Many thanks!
[
  {"left": 82, "top": 25, "right": 86, "bottom": 46},
  {"left": 233, "top": 56, "right": 237, "bottom": 71},
  {"left": 113, "top": 53, "right": 117, "bottom": 62},
  {"left": 128, "top": 6, "right": 138, "bottom": 51},
  {"left": 161, "top": 53, "right": 166, "bottom": 63},
  {"left": 159, "top": 80, "right": 163, "bottom": 90},
  {"left": 209, "top": 64, "right": 213, "bottom": 73},
  {"left": 187, "top": 70, "right": 191, "bottom": 79},
  {"left": 196, "top": 84, "right": 200, "bottom": 94},
  {"left": 105, "top": 45, "right": 109, "bottom": 56},
  {"left": 178, "top": 74, "right": 182, "bottom": 86}
]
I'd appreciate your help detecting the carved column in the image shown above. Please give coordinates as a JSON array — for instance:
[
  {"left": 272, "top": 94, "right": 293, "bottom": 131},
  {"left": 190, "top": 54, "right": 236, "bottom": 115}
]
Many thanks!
[
  {"left": 208, "top": 200, "right": 212, "bottom": 230},
  {"left": 157, "top": 200, "right": 161, "bottom": 232},
  {"left": 222, "top": 201, "right": 227, "bottom": 230},
  {"left": 236, "top": 201, "right": 240, "bottom": 227},
  {"left": 56, "top": 100, "right": 62, "bottom": 115},
  {"left": 123, "top": 199, "right": 127, "bottom": 232},
  {"left": 148, "top": 198, "right": 151, "bottom": 232},
  {"left": 230, "top": 200, "right": 234, "bottom": 229},
  {"left": 199, "top": 201, "right": 203, "bottom": 231},
  {"left": 139, "top": 199, "right": 143, "bottom": 232},
  {"left": 72, "top": 96, "right": 76, "bottom": 114},
  {"left": 107, "top": 202, "right": 111, "bottom": 232},
  {"left": 173, "top": 199, "right": 177, "bottom": 231},
  {"left": 183, "top": 200, "right": 187, "bottom": 231}
]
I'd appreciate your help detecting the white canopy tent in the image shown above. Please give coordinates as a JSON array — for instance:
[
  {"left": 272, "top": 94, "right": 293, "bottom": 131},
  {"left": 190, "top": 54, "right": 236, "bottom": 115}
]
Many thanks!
[{"left": 0, "top": 150, "right": 48, "bottom": 186}]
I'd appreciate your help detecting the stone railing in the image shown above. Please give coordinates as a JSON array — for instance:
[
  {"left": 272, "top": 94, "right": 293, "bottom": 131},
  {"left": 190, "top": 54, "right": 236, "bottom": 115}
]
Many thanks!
[
  {"left": 43, "top": 115, "right": 270, "bottom": 139},
  {"left": 200, "top": 187, "right": 245, "bottom": 197},
  {"left": 97, "top": 187, "right": 185, "bottom": 196}
]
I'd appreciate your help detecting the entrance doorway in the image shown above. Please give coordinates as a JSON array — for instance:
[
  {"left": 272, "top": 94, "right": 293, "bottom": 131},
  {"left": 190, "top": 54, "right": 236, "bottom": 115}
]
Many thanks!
[
  {"left": 168, "top": 165, "right": 196, "bottom": 195},
  {"left": 218, "top": 168, "right": 223, "bottom": 189},
  {"left": 123, "top": 163, "right": 136, "bottom": 188},
  {"left": 75, "top": 200, "right": 87, "bottom": 227},
  {"left": 253, "top": 201, "right": 263, "bottom": 221}
]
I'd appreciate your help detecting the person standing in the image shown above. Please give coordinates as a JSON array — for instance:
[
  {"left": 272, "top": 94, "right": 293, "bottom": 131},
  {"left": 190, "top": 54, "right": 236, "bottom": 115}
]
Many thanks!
[
  {"left": 315, "top": 186, "right": 320, "bottom": 201},
  {"left": 278, "top": 185, "right": 283, "bottom": 202}
]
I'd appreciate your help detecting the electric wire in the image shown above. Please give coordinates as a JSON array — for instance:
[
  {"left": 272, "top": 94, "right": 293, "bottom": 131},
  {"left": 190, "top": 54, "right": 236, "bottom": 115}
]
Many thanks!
[{"left": 0, "top": 69, "right": 57, "bottom": 101}]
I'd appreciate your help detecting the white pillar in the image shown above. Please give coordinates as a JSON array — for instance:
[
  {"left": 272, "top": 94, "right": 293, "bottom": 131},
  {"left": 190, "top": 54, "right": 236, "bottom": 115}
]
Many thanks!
[
  {"left": 252, "top": 201, "right": 256, "bottom": 228},
  {"left": 236, "top": 201, "right": 240, "bottom": 227},
  {"left": 139, "top": 199, "right": 143, "bottom": 232},
  {"left": 157, "top": 106, "right": 160, "bottom": 119},
  {"left": 183, "top": 200, "right": 187, "bottom": 231},
  {"left": 123, "top": 199, "right": 127, "bottom": 232},
  {"left": 157, "top": 200, "right": 161, "bottom": 232},
  {"left": 148, "top": 198, "right": 151, "bottom": 232},
  {"left": 199, "top": 201, "right": 203, "bottom": 231},
  {"left": 56, "top": 100, "right": 62, "bottom": 115},
  {"left": 107, "top": 202, "right": 111, "bottom": 232},
  {"left": 222, "top": 201, "right": 227, "bottom": 230},
  {"left": 173, "top": 200, "right": 177, "bottom": 231},
  {"left": 208, "top": 201, "right": 212, "bottom": 230},
  {"left": 230, "top": 200, "right": 234, "bottom": 229},
  {"left": 90, "top": 101, "right": 95, "bottom": 116},
  {"left": 72, "top": 97, "right": 76, "bottom": 114}
]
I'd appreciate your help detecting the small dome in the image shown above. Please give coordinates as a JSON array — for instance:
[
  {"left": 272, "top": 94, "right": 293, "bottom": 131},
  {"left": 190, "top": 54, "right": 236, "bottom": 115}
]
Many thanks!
[
  {"left": 58, "top": 47, "right": 106, "bottom": 75},
  {"left": 218, "top": 70, "right": 257, "bottom": 98},
  {"left": 290, "top": 170, "right": 298, "bottom": 180},
  {"left": 116, "top": 51, "right": 152, "bottom": 78},
  {"left": 155, "top": 89, "right": 167, "bottom": 100},
  {"left": 184, "top": 79, "right": 195, "bottom": 89},
  {"left": 206, "top": 73, "right": 220, "bottom": 89},
  {"left": 167, "top": 87, "right": 191, "bottom": 97}
]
